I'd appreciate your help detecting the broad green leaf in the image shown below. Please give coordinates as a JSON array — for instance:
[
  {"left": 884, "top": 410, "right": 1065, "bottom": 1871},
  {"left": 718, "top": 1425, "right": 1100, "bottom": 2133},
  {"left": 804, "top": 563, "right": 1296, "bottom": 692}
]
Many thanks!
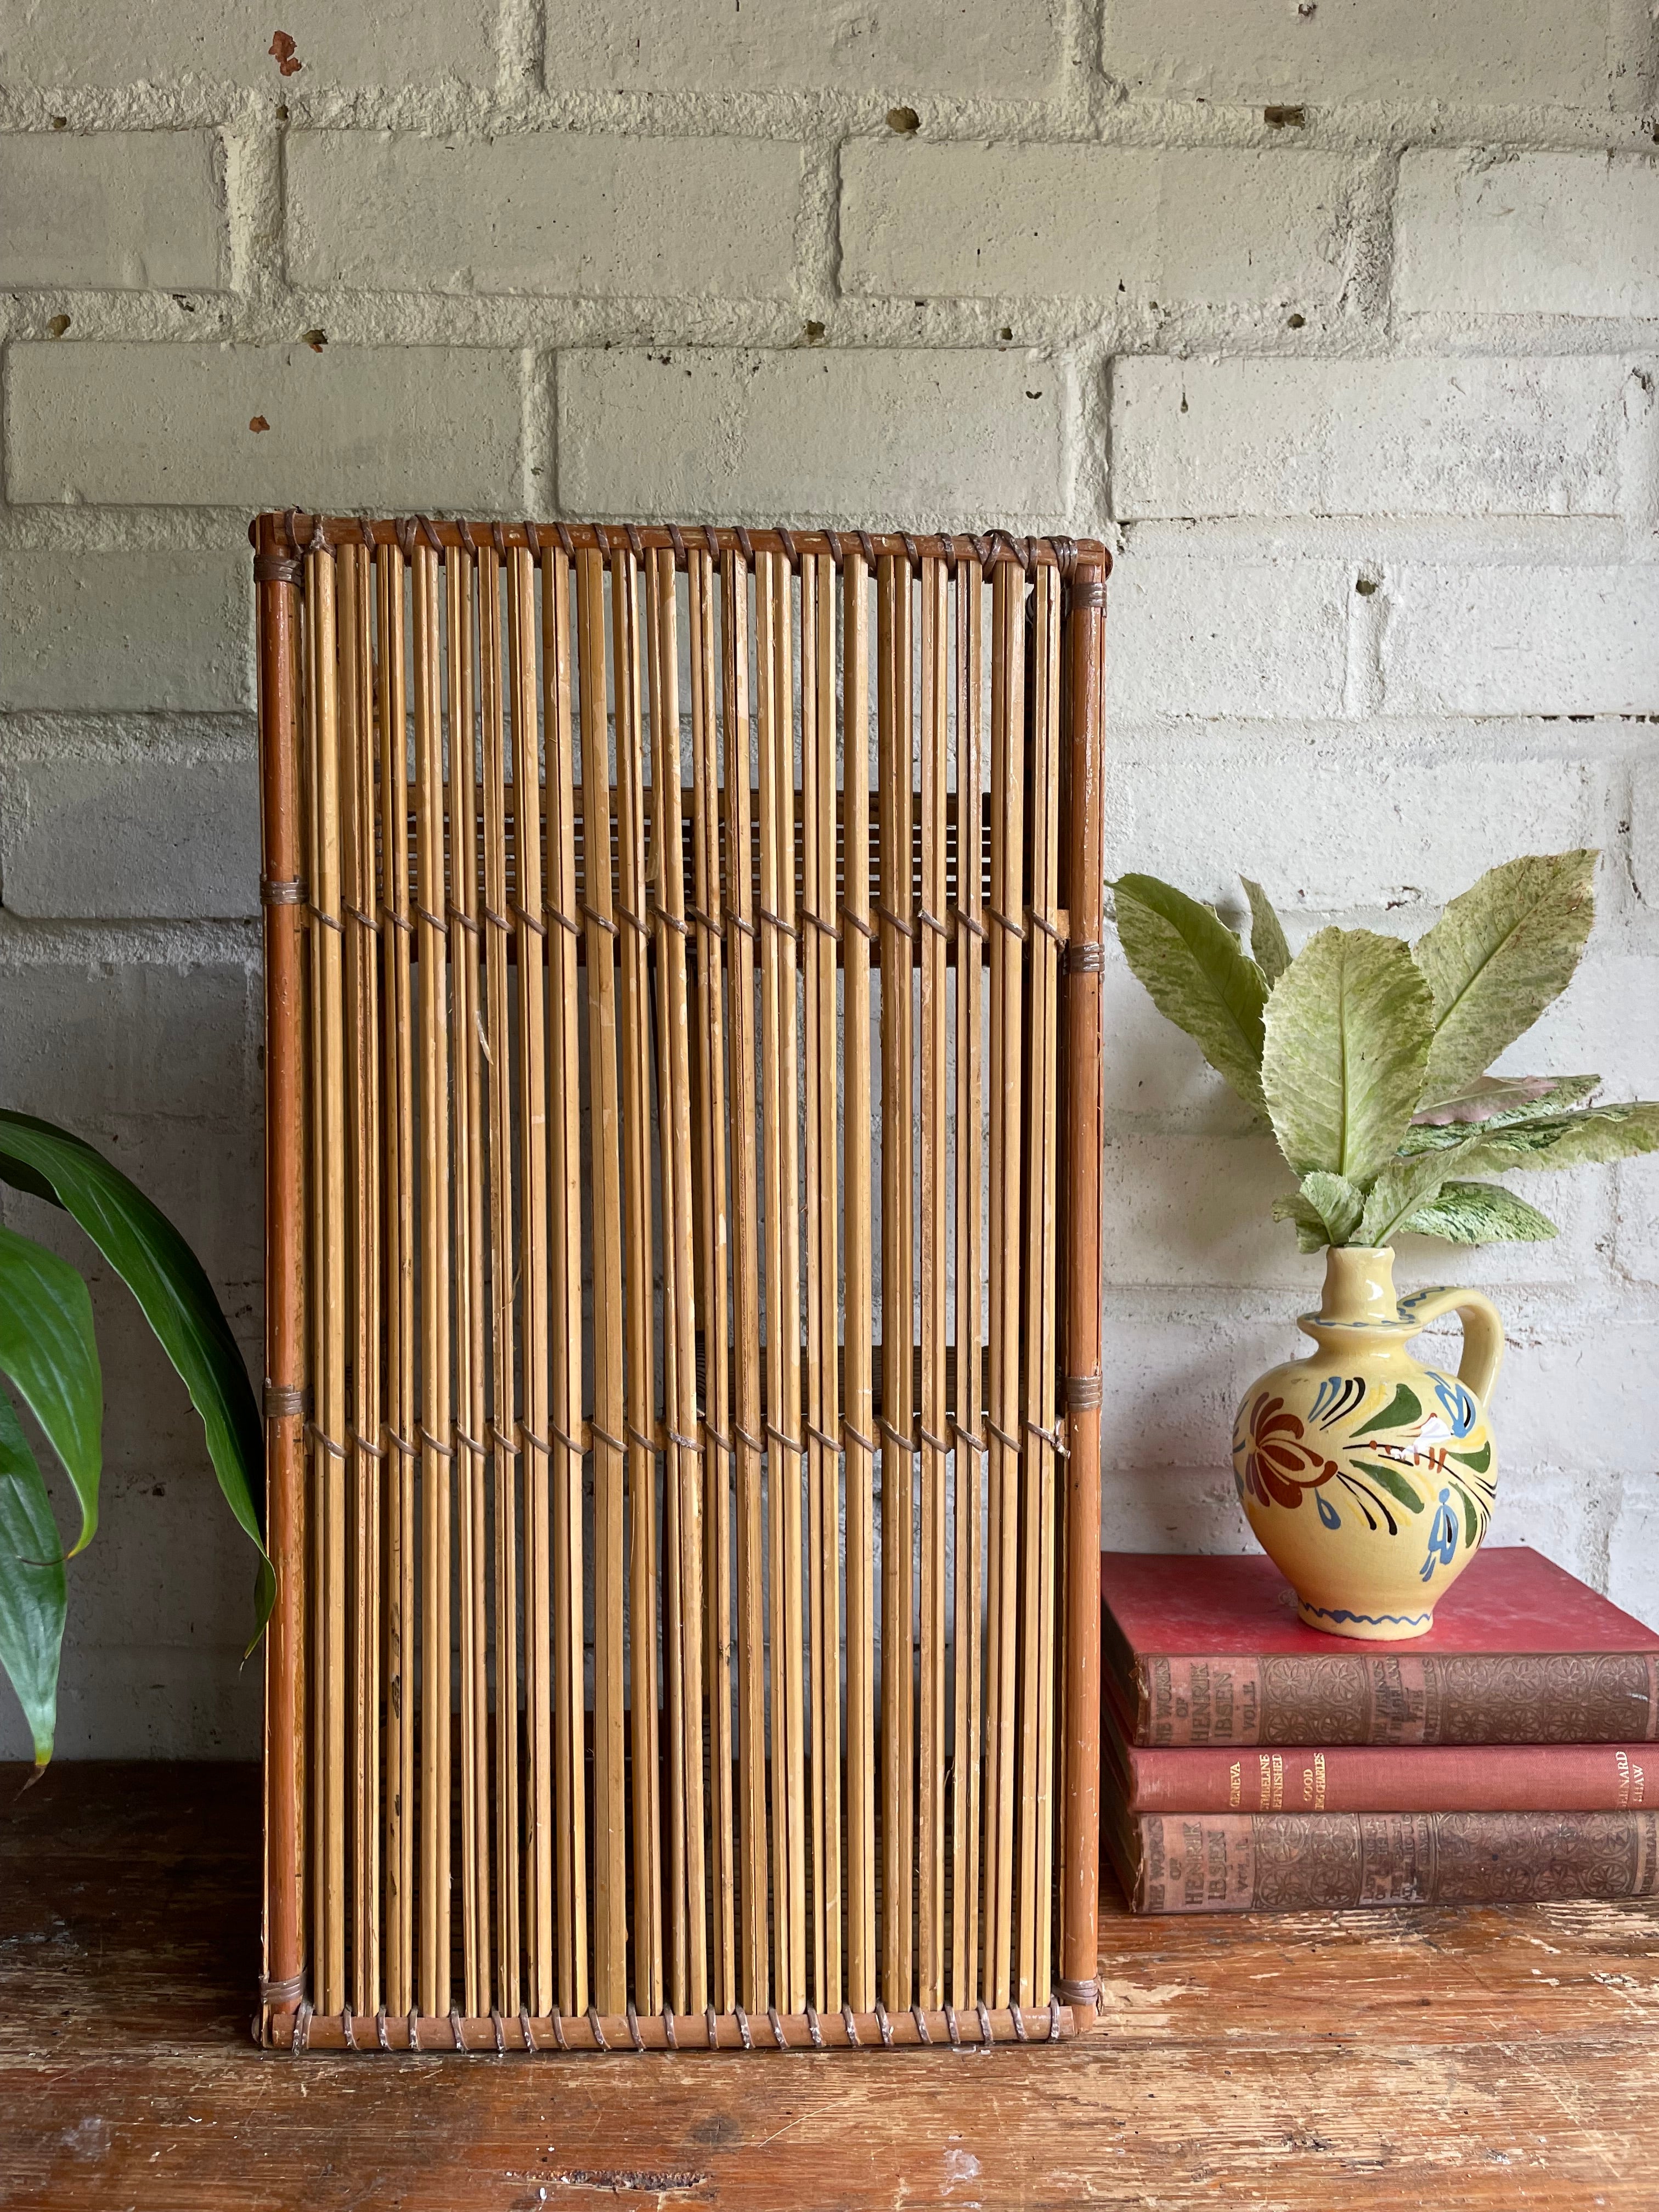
[
  {"left": 0, "top": 1223, "right": 101, "bottom": 1555},
  {"left": 0, "top": 1113, "right": 270, "bottom": 1633},
  {"left": 1413, "top": 1073, "right": 1600, "bottom": 1126},
  {"left": 1457, "top": 1102, "right": 1659, "bottom": 1175},
  {"left": 1413, "top": 850, "right": 1596, "bottom": 1097},
  {"left": 1300, "top": 1170, "right": 1364, "bottom": 1245},
  {"left": 1270, "top": 1191, "right": 1334, "bottom": 1254},
  {"left": 1241, "top": 878, "right": 1292, "bottom": 987},
  {"left": 1261, "top": 927, "right": 1435, "bottom": 1183},
  {"left": 1396, "top": 1180, "right": 1560, "bottom": 1245},
  {"left": 1111, "top": 875, "right": 1268, "bottom": 1111},
  {"left": 1359, "top": 1140, "right": 1476, "bottom": 1245},
  {"left": 0, "top": 1381, "right": 66, "bottom": 1767}
]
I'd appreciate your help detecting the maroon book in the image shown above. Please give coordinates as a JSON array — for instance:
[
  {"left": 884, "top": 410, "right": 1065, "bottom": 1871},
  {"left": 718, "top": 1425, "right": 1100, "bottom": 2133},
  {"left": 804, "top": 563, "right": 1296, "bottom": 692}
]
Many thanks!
[
  {"left": 1102, "top": 1548, "right": 1659, "bottom": 1748},
  {"left": 1104, "top": 1687, "right": 1657, "bottom": 1812},
  {"left": 1105, "top": 1804, "right": 1659, "bottom": 1913}
]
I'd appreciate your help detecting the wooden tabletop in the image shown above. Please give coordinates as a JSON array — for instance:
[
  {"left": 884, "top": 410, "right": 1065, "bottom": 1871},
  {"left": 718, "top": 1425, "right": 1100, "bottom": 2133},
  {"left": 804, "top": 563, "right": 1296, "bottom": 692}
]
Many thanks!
[{"left": 2, "top": 1763, "right": 1654, "bottom": 2210}]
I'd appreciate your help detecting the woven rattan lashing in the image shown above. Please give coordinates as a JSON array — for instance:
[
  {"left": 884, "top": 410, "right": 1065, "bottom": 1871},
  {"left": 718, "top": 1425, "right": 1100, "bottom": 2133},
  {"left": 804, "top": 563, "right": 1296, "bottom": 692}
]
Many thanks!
[{"left": 254, "top": 513, "right": 1110, "bottom": 2053}]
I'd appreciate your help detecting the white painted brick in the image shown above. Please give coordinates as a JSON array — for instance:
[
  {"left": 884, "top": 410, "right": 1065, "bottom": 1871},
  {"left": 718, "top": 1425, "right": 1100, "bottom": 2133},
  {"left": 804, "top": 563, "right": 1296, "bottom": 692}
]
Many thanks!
[
  {"left": 557, "top": 347, "right": 1066, "bottom": 528},
  {"left": 1101, "top": 956, "right": 1261, "bottom": 1132},
  {"left": 0, "top": 1641, "right": 262, "bottom": 1760},
  {"left": 0, "top": 551, "right": 249, "bottom": 711},
  {"left": 1098, "top": 1459, "right": 1254, "bottom": 1556},
  {"left": 1099, "top": 1314, "right": 1288, "bottom": 1472},
  {"left": 1607, "top": 1474, "right": 1659, "bottom": 1630},
  {"left": 0, "top": 131, "right": 223, "bottom": 292},
  {"left": 1492, "top": 953, "right": 1659, "bottom": 1103},
  {"left": 1104, "top": 736, "right": 1602, "bottom": 912},
  {"left": 841, "top": 143, "right": 1349, "bottom": 308},
  {"left": 1634, "top": 759, "right": 1659, "bottom": 914},
  {"left": 1111, "top": 357, "right": 1627, "bottom": 521},
  {"left": 541, "top": 0, "right": 1063, "bottom": 95},
  {"left": 1104, "top": 558, "right": 1348, "bottom": 719},
  {"left": 6, "top": 342, "right": 524, "bottom": 510},
  {"left": 0, "top": 956, "right": 254, "bottom": 1124},
  {"left": 0, "top": 743, "right": 259, "bottom": 920},
  {"left": 1486, "top": 1324, "right": 1659, "bottom": 1477},
  {"left": 1102, "top": 0, "right": 1618, "bottom": 108},
  {"left": 1396, "top": 151, "right": 1659, "bottom": 318},
  {"left": 286, "top": 131, "right": 802, "bottom": 298},
  {"left": 0, "top": 0, "right": 496, "bottom": 90},
  {"left": 1379, "top": 565, "right": 1659, "bottom": 715}
]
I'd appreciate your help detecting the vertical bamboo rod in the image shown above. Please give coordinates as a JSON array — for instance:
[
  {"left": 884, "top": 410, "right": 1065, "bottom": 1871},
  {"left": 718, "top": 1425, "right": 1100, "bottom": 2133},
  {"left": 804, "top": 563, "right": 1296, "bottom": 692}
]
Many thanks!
[
  {"left": 301, "top": 545, "right": 324, "bottom": 2013},
  {"left": 614, "top": 539, "right": 668, "bottom": 2026},
  {"left": 508, "top": 546, "right": 558, "bottom": 2017},
  {"left": 376, "top": 541, "right": 417, "bottom": 2019},
  {"left": 539, "top": 543, "right": 595, "bottom": 2019},
  {"left": 1059, "top": 559, "right": 1107, "bottom": 2019},
  {"left": 689, "top": 546, "right": 736, "bottom": 2012},
  {"left": 723, "top": 548, "right": 768, "bottom": 2013},
  {"left": 983, "top": 558, "right": 1025, "bottom": 2011},
  {"left": 950, "top": 556, "right": 984, "bottom": 2011},
  {"left": 446, "top": 546, "right": 489, "bottom": 2017},
  {"left": 801, "top": 552, "right": 842, "bottom": 2013},
  {"left": 478, "top": 545, "right": 521, "bottom": 2016},
  {"left": 575, "top": 548, "right": 634, "bottom": 2011},
  {"left": 338, "top": 541, "right": 382, "bottom": 2018},
  {"left": 257, "top": 520, "right": 306, "bottom": 2030},
  {"left": 840, "top": 550, "right": 876, "bottom": 2015},
  {"left": 1018, "top": 566, "right": 1062, "bottom": 2009},
  {"left": 307, "top": 545, "right": 348, "bottom": 2019},
  {"left": 648, "top": 548, "right": 708, "bottom": 2014},
  {"left": 876, "top": 551, "right": 915, "bottom": 2010},
  {"left": 916, "top": 554, "right": 949, "bottom": 2013},
  {"left": 413, "top": 543, "right": 453, "bottom": 2020}
]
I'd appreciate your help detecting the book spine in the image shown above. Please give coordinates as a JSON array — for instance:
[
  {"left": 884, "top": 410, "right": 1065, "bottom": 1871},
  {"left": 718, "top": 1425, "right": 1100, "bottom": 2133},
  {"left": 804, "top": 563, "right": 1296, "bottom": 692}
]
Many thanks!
[
  {"left": 1137, "top": 1652, "right": 1659, "bottom": 1747},
  {"left": 1127, "top": 1809, "right": 1659, "bottom": 1912},
  {"left": 1122, "top": 1742, "right": 1658, "bottom": 1814}
]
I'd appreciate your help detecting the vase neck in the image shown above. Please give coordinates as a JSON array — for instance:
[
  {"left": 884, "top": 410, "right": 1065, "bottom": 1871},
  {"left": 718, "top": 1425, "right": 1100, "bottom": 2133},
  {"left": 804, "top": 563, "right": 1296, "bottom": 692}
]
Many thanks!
[{"left": 1319, "top": 1246, "right": 1398, "bottom": 1325}]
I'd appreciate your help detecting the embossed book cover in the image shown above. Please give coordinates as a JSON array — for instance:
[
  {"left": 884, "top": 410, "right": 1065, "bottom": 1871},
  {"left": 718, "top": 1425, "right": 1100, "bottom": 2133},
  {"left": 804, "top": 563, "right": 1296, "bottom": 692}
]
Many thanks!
[{"left": 1102, "top": 1548, "right": 1659, "bottom": 1748}]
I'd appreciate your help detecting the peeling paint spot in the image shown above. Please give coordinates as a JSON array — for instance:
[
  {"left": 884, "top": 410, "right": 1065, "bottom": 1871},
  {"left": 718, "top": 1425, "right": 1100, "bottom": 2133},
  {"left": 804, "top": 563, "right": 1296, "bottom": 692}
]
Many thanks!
[
  {"left": 1264, "top": 104, "right": 1307, "bottom": 127},
  {"left": 887, "top": 105, "right": 920, "bottom": 134},
  {"left": 269, "top": 29, "right": 302, "bottom": 76},
  {"left": 249, "top": 415, "right": 270, "bottom": 433}
]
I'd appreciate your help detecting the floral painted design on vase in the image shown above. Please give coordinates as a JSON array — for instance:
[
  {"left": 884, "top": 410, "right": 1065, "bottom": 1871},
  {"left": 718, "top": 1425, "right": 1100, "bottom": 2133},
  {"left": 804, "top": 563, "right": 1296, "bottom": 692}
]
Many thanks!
[{"left": 1231, "top": 1246, "right": 1503, "bottom": 1641}]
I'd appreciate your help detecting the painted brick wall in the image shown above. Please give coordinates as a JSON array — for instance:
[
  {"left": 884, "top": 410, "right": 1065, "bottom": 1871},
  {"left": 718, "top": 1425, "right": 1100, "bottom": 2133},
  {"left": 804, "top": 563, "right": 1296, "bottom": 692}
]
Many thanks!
[{"left": 1, "top": 1, "right": 1657, "bottom": 1755}]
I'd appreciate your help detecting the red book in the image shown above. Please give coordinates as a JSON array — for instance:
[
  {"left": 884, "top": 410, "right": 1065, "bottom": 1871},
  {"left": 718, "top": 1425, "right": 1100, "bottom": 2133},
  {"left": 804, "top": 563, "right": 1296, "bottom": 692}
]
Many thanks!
[
  {"left": 1103, "top": 1688, "right": 1657, "bottom": 1812},
  {"left": 1105, "top": 1804, "right": 1659, "bottom": 1914},
  {"left": 1102, "top": 1548, "right": 1659, "bottom": 1748}
]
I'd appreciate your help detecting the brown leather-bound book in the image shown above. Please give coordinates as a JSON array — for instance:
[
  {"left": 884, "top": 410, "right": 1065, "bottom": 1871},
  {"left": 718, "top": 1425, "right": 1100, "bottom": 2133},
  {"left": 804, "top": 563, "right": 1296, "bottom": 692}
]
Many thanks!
[
  {"left": 1104, "top": 1687, "right": 1657, "bottom": 1811},
  {"left": 1107, "top": 1802, "right": 1659, "bottom": 1913},
  {"left": 1102, "top": 1548, "right": 1659, "bottom": 1748}
]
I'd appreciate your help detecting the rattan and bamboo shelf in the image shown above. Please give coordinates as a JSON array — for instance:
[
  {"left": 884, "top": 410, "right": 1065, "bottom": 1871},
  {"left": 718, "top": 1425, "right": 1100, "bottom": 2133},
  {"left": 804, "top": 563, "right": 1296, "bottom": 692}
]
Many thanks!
[{"left": 253, "top": 514, "right": 1110, "bottom": 2055}]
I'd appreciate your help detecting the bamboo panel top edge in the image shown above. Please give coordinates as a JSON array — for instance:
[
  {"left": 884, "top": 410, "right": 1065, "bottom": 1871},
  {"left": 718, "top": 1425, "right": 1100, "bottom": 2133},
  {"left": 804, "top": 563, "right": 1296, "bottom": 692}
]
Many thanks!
[{"left": 250, "top": 513, "right": 1112, "bottom": 579}]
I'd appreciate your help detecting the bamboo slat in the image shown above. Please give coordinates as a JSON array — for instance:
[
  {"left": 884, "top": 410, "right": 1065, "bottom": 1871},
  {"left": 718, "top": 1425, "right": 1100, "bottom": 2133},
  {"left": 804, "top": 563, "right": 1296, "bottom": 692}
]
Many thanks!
[
  {"left": 689, "top": 546, "right": 737, "bottom": 2013},
  {"left": 478, "top": 545, "right": 521, "bottom": 2017},
  {"left": 255, "top": 514, "right": 1107, "bottom": 2058},
  {"left": 877, "top": 551, "right": 915, "bottom": 2011},
  {"left": 950, "top": 555, "right": 984, "bottom": 2012},
  {"left": 338, "top": 541, "right": 382, "bottom": 2020},
  {"left": 840, "top": 550, "right": 876, "bottom": 2017},
  {"left": 376, "top": 540, "right": 417, "bottom": 2021},
  {"left": 445, "top": 548, "right": 489, "bottom": 2019}
]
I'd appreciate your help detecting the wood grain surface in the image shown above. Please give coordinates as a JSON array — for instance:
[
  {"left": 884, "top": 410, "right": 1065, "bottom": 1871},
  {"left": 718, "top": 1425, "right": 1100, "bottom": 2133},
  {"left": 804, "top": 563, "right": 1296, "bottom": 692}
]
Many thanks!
[{"left": 4, "top": 1763, "right": 1656, "bottom": 2210}]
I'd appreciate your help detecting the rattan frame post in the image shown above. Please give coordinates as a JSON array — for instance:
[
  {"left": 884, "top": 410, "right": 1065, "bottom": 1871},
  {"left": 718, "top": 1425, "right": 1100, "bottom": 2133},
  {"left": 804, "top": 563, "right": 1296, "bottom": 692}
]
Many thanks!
[{"left": 253, "top": 513, "right": 1110, "bottom": 2055}]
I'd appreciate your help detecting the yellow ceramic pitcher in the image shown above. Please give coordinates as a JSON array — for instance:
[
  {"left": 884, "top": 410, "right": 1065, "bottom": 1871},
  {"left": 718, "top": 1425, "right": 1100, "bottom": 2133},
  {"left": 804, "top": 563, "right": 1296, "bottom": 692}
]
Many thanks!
[{"left": 1231, "top": 1246, "right": 1504, "bottom": 1640}]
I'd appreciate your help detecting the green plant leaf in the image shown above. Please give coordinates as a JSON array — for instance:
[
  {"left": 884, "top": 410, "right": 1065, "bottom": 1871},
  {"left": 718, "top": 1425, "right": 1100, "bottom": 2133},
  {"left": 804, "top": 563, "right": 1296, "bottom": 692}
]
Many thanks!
[
  {"left": 1261, "top": 927, "right": 1435, "bottom": 1182},
  {"left": 1413, "top": 1073, "right": 1600, "bottom": 1126},
  {"left": 1300, "top": 1170, "right": 1364, "bottom": 1245},
  {"left": 0, "top": 1223, "right": 101, "bottom": 1556},
  {"left": 1359, "top": 1144, "right": 1471, "bottom": 1245},
  {"left": 1396, "top": 1180, "right": 1560, "bottom": 1245},
  {"left": 1111, "top": 875, "right": 1268, "bottom": 1111},
  {"left": 1400, "top": 1076, "right": 1604, "bottom": 1154},
  {"left": 0, "top": 1381, "right": 66, "bottom": 1767},
  {"left": 0, "top": 1113, "right": 270, "bottom": 1634},
  {"left": 1458, "top": 1102, "right": 1659, "bottom": 1175},
  {"left": 1241, "top": 878, "right": 1292, "bottom": 987},
  {"left": 1413, "top": 850, "right": 1597, "bottom": 1098},
  {"left": 1271, "top": 1191, "right": 1335, "bottom": 1254}
]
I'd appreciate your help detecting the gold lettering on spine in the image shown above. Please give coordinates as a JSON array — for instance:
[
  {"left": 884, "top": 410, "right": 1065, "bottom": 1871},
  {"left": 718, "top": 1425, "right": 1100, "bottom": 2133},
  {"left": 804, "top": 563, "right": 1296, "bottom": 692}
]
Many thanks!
[{"left": 1229, "top": 1761, "right": 1242, "bottom": 1810}]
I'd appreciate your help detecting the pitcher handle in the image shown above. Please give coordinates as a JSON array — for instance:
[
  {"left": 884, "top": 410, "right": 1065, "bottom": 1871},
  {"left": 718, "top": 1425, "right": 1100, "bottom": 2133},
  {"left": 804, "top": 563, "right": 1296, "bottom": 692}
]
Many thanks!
[{"left": 1396, "top": 1284, "right": 1505, "bottom": 1407}]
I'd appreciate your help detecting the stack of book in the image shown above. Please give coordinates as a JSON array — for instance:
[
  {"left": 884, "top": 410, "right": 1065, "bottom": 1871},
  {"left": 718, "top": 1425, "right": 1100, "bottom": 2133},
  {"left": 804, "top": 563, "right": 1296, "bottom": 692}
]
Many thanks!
[{"left": 1101, "top": 1548, "right": 1659, "bottom": 1912}]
